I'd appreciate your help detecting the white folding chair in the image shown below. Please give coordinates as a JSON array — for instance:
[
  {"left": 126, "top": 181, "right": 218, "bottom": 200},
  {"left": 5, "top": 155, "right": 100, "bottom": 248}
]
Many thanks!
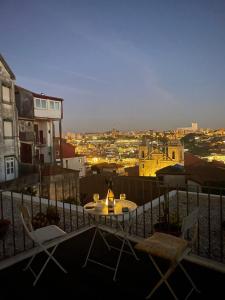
[
  {"left": 20, "top": 205, "right": 68, "bottom": 286},
  {"left": 135, "top": 208, "right": 200, "bottom": 299}
]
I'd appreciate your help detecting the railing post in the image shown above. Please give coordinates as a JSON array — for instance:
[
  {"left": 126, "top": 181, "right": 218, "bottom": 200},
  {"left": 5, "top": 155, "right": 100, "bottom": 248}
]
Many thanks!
[
  {"left": 208, "top": 187, "right": 211, "bottom": 259},
  {"left": 11, "top": 191, "right": 16, "bottom": 256},
  {"left": 219, "top": 189, "right": 223, "bottom": 263}
]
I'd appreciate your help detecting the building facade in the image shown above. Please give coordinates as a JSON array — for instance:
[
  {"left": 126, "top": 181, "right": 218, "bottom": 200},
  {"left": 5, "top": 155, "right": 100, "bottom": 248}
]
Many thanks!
[
  {"left": 55, "top": 138, "right": 86, "bottom": 177},
  {"left": 139, "top": 140, "right": 184, "bottom": 177},
  {"left": 15, "top": 86, "right": 63, "bottom": 173},
  {"left": 176, "top": 122, "right": 198, "bottom": 135},
  {"left": 0, "top": 55, "right": 18, "bottom": 182}
]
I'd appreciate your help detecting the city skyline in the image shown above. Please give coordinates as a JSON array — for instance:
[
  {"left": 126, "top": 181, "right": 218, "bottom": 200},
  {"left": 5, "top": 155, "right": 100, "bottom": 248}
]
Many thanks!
[{"left": 1, "top": 0, "right": 225, "bottom": 131}]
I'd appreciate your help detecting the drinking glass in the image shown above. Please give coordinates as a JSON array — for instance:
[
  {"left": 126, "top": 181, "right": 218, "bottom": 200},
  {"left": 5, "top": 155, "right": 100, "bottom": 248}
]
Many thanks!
[
  {"left": 93, "top": 193, "right": 99, "bottom": 203},
  {"left": 120, "top": 193, "right": 126, "bottom": 201}
]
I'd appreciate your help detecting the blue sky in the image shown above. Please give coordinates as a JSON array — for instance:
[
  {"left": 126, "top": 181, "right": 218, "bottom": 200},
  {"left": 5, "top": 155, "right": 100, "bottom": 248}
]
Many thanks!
[{"left": 1, "top": 0, "right": 225, "bottom": 132}]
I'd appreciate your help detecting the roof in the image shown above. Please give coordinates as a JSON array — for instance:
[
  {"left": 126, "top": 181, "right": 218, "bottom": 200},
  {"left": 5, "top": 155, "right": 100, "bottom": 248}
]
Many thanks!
[
  {"left": 156, "top": 164, "right": 186, "bottom": 175},
  {"left": 32, "top": 92, "right": 63, "bottom": 101},
  {"left": 186, "top": 163, "right": 225, "bottom": 185},
  {"left": 55, "top": 140, "right": 76, "bottom": 159},
  {"left": 0, "top": 54, "right": 16, "bottom": 80},
  {"left": 15, "top": 85, "right": 63, "bottom": 101},
  {"left": 41, "top": 165, "right": 78, "bottom": 176},
  {"left": 124, "top": 166, "right": 139, "bottom": 176},
  {"left": 184, "top": 152, "right": 206, "bottom": 167},
  {"left": 92, "top": 163, "right": 124, "bottom": 169}
]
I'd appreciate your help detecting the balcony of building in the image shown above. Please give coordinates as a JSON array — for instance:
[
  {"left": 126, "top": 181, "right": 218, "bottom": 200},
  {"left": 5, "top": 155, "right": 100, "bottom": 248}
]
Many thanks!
[{"left": 0, "top": 178, "right": 224, "bottom": 298}]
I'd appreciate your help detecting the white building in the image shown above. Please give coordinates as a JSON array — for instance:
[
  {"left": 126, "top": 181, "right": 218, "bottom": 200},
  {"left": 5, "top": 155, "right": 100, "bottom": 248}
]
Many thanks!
[
  {"left": 63, "top": 156, "right": 86, "bottom": 177},
  {"left": 0, "top": 54, "right": 18, "bottom": 182},
  {"left": 55, "top": 138, "right": 86, "bottom": 177},
  {"left": 15, "top": 86, "right": 63, "bottom": 168},
  {"left": 176, "top": 122, "right": 198, "bottom": 134},
  {"left": 33, "top": 92, "right": 63, "bottom": 164}
]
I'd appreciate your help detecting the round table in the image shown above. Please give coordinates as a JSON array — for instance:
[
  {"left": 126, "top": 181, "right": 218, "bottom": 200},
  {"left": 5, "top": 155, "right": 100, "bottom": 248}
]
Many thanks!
[
  {"left": 84, "top": 199, "right": 137, "bottom": 216},
  {"left": 83, "top": 198, "right": 139, "bottom": 281}
]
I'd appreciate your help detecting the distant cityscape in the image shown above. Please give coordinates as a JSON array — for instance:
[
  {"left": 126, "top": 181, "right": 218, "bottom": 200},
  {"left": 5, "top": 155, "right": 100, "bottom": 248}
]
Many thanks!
[{"left": 63, "top": 122, "right": 225, "bottom": 176}]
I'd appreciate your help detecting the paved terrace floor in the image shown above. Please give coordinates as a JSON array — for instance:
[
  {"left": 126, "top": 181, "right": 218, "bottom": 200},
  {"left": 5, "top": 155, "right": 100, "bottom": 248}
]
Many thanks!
[{"left": 0, "top": 228, "right": 225, "bottom": 300}]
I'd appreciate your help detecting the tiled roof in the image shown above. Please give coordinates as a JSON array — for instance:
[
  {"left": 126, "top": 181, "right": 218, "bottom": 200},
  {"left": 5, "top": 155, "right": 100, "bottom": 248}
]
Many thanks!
[
  {"left": 55, "top": 140, "right": 76, "bottom": 159},
  {"left": 156, "top": 164, "right": 186, "bottom": 175},
  {"left": 186, "top": 164, "right": 225, "bottom": 185},
  {"left": 184, "top": 152, "right": 206, "bottom": 167}
]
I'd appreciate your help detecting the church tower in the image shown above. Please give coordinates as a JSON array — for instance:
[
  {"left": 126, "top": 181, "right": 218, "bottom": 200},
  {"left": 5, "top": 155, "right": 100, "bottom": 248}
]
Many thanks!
[
  {"left": 139, "top": 139, "right": 184, "bottom": 177},
  {"left": 167, "top": 140, "right": 184, "bottom": 164}
]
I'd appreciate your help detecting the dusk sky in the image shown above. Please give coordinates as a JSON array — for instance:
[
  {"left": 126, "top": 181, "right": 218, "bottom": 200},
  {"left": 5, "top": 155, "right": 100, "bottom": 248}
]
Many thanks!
[{"left": 1, "top": 0, "right": 225, "bottom": 132}]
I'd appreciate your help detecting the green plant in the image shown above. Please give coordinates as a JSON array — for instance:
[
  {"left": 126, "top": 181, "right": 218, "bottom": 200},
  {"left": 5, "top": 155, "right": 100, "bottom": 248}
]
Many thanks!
[
  {"left": 46, "top": 206, "right": 60, "bottom": 225},
  {"left": 32, "top": 212, "right": 48, "bottom": 229},
  {"left": 20, "top": 186, "right": 37, "bottom": 196}
]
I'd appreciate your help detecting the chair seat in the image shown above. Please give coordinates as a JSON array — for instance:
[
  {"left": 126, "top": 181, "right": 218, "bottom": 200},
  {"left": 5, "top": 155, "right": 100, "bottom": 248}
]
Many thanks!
[
  {"left": 135, "top": 232, "right": 188, "bottom": 262},
  {"left": 31, "top": 225, "right": 66, "bottom": 244}
]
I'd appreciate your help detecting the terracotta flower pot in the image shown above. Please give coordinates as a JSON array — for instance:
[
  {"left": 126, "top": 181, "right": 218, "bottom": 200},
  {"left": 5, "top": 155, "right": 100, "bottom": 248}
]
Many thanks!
[{"left": 154, "top": 222, "right": 181, "bottom": 237}]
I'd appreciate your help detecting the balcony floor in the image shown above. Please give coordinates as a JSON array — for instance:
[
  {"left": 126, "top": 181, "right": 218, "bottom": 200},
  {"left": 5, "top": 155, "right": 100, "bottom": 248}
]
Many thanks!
[{"left": 0, "top": 228, "right": 225, "bottom": 299}]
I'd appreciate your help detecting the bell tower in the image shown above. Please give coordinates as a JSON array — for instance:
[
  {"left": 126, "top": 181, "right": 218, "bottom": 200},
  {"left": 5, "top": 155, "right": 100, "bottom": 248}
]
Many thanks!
[{"left": 167, "top": 141, "right": 184, "bottom": 164}]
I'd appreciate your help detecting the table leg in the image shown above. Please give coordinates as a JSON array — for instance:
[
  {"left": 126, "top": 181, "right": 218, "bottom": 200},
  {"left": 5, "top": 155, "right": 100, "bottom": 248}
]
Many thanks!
[
  {"left": 117, "top": 219, "right": 139, "bottom": 261},
  {"left": 113, "top": 238, "right": 125, "bottom": 281},
  {"left": 98, "top": 227, "right": 111, "bottom": 251},
  {"left": 83, "top": 226, "right": 98, "bottom": 268}
]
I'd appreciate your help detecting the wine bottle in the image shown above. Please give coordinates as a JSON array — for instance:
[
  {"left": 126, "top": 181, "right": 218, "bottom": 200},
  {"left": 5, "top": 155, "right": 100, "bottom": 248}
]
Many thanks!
[{"left": 107, "top": 188, "right": 115, "bottom": 213}]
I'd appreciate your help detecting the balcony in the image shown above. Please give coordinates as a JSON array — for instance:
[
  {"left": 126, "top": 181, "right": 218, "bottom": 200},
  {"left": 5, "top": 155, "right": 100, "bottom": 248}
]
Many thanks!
[
  {"left": 0, "top": 179, "right": 225, "bottom": 297},
  {"left": 0, "top": 228, "right": 225, "bottom": 299},
  {"left": 19, "top": 131, "right": 34, "bottom": 142},
  {"left": 35, "top": 137, "right": 47, "bottom": 146}
]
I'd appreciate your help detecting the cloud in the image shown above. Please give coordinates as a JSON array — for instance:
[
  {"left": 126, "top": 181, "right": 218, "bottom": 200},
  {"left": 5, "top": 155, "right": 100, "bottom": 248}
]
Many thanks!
[{"left": 17, "top": 75, "right": 93, "bottom": 96}]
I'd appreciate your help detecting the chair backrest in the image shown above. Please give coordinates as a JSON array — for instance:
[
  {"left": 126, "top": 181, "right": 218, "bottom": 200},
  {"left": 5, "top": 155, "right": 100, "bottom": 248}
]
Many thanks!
[
  {"left": 20, "top": 205, "right": 34, "bottom": 240},
  {"left": 181, "top": 208, "right": 199, "bottom": 241}
]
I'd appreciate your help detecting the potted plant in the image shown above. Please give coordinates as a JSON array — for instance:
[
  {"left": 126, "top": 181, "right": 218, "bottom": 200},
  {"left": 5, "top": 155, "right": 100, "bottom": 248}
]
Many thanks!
[
  {"left": 154, "top": 202, "right": 181, "bottom": 237},
  {"left": 46, "top": 206, "right": 60, "bottom": 225},
  {"left": 32, "top": 212, "right": 48, "bottom": 229},
  {"left": 0, "top": 218, "right": 11, "bottom": 239}
]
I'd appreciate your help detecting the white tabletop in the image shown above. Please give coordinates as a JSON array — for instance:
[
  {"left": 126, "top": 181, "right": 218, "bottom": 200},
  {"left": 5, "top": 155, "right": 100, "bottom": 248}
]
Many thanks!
[{"left": 84, "top": 199, "right": 137, "bottom": 216}]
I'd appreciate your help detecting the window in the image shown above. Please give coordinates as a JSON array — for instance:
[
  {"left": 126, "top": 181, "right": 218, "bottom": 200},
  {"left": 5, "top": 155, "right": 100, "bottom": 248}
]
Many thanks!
[
  {"left": 2, "top": 86, "right": 10, "bottom": 102},
  {"left": 172, "top": 151, "right": 176, "bottom": 160},
  {"left": 35, "top": 98, "right": 47, "bottom": 109},
  {"left": 41, "top": 99, "right": 47, "bottom": 109},
  {"left": 49, "top": 101, "right": 60, "bottom": 110},
  {"left": 35, "top": 99, "right": 41, "bottom": 108},
  {"left": 55, "top": 102, "right": 60, "bottom": 110},
  {"left": 50, "top": 101, "right": 54, "bottom": 109},
  {"left": 5, "top": 157, "right": 14, "bottom": 175},
  {"left": 3, "top": 120, "right": 13, "bottom": 138}
]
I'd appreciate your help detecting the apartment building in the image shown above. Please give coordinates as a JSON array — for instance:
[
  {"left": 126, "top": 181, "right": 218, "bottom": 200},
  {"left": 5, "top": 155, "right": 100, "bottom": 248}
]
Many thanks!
[
  {"left": 15, "top": 86, "right": 63, "bottom": 171},
  {"left": 0, "top": 54, "right": 18, "bottom": 182}
]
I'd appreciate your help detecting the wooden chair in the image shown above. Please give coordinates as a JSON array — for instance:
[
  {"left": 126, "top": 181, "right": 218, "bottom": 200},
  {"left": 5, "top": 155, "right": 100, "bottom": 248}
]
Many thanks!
[{"left": 135, "top": 208, "right": 200, "bottom": 299}]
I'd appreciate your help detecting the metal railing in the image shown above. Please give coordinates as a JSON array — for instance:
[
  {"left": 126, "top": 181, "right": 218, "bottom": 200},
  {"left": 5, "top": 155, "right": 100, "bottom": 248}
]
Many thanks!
[{"left": 0, "top": 177, "right": 224, "bottom": 265}]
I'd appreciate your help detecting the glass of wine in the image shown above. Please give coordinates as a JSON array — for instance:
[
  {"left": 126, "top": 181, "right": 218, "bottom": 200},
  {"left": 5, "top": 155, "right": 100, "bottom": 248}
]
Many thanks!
[
  {"left": 93, "top": 193, "right": 99, "bottom": 203},
  {"left": 120, "top": 193, "right": 126, "bottom": 201}
]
